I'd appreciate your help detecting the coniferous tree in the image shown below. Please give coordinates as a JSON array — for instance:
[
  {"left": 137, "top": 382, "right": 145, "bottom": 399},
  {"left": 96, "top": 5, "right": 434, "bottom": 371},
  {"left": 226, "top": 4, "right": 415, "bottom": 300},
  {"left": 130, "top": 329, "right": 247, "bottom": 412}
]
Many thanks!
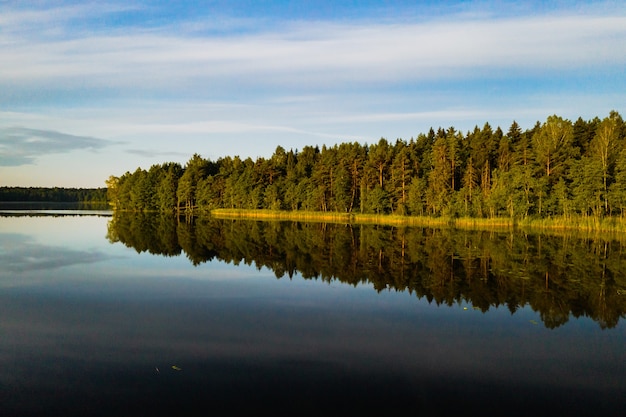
[
  {"left": 106, "top": 175, "right": 120, "bottom": 209},
  {"left": 590, "top": 111, "right": 623, "bottom": 214},
  {"left": 609, "top": 147, "right": 626, "bottom": 217},
  {"left": 427, "top": 133, "right": 452, "bottom": 216},
  {"left": 177, "top": 154, "right": 212, "bottom": 212},
  {"left": 155, "top": 162, "right": 182, "bottom": 212},
  {"left": 460, "top": 156, "right": 479, "bottom": 216},
  {"left": 389, "top": 140, "right": 413, "bottom": 215},
  {"left": 533, "top": 115, "right": 576, "bottom": 180}
]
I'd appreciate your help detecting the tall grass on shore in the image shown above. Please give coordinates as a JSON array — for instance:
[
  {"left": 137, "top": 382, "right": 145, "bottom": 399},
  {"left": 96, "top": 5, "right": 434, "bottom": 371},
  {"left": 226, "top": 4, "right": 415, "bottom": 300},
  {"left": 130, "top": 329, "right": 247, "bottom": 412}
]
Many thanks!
[
  {"left": 517, "top": 215, "right": 626, "bottom": 238},
  {"left": 210, "top": 209, "right": 626, "bottom": 235},
  {"left": 211, "top": 209, "right": 451, "bottom": 227}
]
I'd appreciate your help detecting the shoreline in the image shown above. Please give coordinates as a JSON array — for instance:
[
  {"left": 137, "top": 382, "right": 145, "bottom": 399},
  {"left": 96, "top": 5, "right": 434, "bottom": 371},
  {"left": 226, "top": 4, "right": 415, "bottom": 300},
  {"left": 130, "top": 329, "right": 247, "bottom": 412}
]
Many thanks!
[{"left": 208, "top": 208, "right": 626, "bottom": 236}]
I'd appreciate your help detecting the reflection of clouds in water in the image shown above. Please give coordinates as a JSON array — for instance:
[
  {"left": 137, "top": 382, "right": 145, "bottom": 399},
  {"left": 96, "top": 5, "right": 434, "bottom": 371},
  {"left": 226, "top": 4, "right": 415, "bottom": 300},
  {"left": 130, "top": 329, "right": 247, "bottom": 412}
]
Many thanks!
[{"left": 0, "top": 233, "right": 112, "bottom": 273}]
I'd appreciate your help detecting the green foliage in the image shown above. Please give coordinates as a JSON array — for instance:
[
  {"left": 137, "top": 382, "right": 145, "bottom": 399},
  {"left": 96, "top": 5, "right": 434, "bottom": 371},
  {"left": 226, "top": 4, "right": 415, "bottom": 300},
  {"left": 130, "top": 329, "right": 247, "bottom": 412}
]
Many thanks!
[
  {"left": 105, "top": 111, "right": 626, "bottom": 226},
  {"left": 532, "top": 115, "right": 576, "bottom": 181}
]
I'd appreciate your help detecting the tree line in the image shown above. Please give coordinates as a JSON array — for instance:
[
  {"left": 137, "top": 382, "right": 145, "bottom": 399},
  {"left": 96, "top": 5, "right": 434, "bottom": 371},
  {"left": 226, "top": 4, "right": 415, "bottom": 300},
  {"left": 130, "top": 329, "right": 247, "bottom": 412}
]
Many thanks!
[
  {"left": 0, "top": 186, "right": 107, "bottom": 203},
  {"left": 106, "top": 111, "right": 626, "bottom": 220}
]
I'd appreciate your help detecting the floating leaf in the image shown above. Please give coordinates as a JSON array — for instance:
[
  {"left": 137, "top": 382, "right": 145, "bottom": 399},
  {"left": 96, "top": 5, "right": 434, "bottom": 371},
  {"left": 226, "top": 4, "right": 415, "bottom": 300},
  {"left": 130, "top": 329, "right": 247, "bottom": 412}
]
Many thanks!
[{"left": 172, "top": 365, "right": 182, "bottom": 371}]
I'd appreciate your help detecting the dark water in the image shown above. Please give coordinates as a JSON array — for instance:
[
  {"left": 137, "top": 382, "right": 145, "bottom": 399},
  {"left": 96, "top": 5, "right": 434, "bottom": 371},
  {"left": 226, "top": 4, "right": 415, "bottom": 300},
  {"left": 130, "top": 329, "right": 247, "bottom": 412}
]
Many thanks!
[{"left": 1, "top": 212, "right": 625, "bottom": 416}]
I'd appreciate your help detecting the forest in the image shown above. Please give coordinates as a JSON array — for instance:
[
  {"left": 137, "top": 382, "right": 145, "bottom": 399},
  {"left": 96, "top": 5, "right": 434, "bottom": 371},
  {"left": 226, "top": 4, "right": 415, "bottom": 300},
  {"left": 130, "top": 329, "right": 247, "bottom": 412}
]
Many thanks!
[
  {"left": 106, "top": 111, "right": 626, "bottom": 221},
  {"left": 0, "top": 186, "right": 107, "bottom": 203}
]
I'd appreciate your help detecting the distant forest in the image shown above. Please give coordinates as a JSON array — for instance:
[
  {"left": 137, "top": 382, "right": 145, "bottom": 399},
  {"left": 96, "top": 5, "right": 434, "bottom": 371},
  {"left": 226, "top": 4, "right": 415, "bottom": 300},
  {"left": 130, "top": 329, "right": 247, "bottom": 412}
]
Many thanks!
[
  {"left": 0, "top": 186, "right": 107, "bottom": 203},
  {"left": 106, "top": 111, "right": 625, "bottom": 219}
]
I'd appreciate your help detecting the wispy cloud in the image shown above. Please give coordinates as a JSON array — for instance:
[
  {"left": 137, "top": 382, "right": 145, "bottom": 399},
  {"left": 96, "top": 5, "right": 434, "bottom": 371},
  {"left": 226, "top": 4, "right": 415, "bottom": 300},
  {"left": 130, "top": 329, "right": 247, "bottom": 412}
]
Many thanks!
[
  {"left": 1, "top": 1, "right": 624, "bottom": 187},
  {"left": 0, "top": 2, "right": 143, "bottom": 37},
  {"left": 0, "top": 127, "right": 116, "bottom": 166},
  {"left": 1, "top": 6, "right": 625, "bottom": 94}
]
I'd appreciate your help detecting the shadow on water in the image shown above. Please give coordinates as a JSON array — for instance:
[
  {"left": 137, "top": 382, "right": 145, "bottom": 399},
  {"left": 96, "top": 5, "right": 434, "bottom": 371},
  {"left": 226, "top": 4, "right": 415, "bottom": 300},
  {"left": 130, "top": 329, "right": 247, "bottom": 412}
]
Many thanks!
[{"left": 106, "top": 212, "right": 626, "bottom": 330}]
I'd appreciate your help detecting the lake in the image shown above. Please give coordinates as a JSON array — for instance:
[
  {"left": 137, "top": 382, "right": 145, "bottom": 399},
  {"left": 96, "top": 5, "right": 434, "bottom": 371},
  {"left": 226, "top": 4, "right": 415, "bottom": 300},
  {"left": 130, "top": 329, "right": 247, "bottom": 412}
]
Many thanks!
[{"left": 1, "top": 211, "right": 625, "bottom": 416}]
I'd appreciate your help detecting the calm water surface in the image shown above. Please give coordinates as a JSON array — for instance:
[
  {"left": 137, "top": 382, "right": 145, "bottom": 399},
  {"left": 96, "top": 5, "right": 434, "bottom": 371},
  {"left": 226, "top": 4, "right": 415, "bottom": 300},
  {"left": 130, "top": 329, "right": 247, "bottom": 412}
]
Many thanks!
[{"left": 1, "top": 212, "right": 624, "bottom": 416}]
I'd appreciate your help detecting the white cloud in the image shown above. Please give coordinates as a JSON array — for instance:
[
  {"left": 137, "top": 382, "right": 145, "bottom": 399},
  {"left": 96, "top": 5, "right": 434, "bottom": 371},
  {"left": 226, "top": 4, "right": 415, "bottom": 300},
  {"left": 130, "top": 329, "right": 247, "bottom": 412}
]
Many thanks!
[{"left": 1, "top": 9, "right": 625, "bottom": 93}]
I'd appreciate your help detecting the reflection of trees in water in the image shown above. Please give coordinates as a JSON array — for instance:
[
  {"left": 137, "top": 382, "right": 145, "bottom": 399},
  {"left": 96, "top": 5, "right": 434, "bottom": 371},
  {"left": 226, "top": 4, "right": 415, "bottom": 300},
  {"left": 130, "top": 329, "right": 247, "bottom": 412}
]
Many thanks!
[{"left": 107, "top": 213, "right": 626, "bottom": 329}]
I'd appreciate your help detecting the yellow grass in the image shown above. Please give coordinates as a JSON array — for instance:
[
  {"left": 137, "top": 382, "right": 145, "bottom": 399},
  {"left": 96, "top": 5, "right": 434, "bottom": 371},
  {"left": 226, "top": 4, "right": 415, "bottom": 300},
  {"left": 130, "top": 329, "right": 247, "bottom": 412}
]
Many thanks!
[
  {"left": 211, "top": 209, "right": 449, "bottom": 227},
  {"left": 209, "top": 209, "right": 626, "bottom": 235}
]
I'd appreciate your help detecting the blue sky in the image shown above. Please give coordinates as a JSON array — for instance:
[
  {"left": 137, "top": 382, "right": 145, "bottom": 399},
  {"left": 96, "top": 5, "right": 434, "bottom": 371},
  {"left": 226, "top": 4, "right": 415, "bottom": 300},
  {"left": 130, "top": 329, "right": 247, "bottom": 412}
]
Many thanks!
[{"left": 1, "top": 0, "right": 625, "bottom": 188}]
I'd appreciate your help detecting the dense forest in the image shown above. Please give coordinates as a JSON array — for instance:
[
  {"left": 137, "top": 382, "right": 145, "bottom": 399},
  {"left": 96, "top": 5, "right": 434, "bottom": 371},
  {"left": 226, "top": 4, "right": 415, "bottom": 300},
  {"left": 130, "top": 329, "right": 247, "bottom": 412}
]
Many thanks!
[
  {"left": 107, "top": 111, "right": 626, "bottom": 220},
  {"left": 0, "top": 186, "right": 107, "bottom": 203}
]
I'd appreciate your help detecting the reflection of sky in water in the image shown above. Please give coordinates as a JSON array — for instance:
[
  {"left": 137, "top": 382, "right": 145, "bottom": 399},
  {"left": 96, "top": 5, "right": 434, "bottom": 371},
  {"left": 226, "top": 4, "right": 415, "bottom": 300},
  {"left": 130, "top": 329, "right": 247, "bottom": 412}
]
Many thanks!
[
  {"left": 0, "top": 233, "right": 112, "bottom": 273},
  {"left": 1, "top": 214, "right": 625, "bottom": 415}
]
